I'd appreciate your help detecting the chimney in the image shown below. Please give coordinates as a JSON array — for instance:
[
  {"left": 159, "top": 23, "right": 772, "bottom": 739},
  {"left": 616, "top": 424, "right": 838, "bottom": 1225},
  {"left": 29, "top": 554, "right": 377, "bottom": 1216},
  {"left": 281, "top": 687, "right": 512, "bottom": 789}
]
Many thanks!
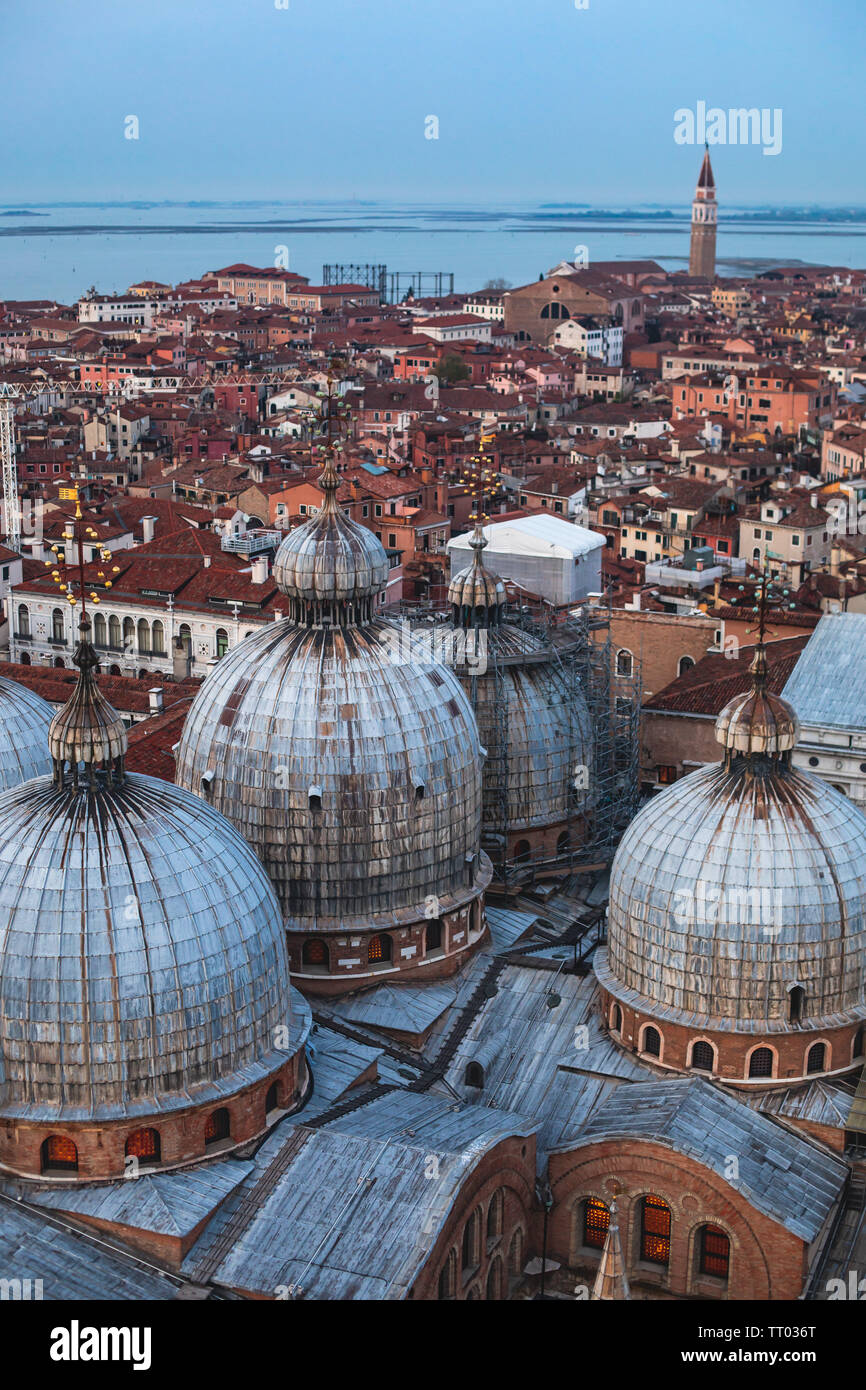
[
  {"left": 251, "top": 556, "right": 268, "bottom": 584},
  {"left": 141, "top": 515, "right": 157, "bottom": 544},
  {"left": 203, "top": 555, "right": 211, "bottom": 568},
  {"left": 830, "top": 545, "right": 841, "bottom": 577},
  {"left": 810, "top": 493, "right": 818, "bottom": 508},
  {"left": 149, "top": 687, "right": 164, "bottom": 714}
]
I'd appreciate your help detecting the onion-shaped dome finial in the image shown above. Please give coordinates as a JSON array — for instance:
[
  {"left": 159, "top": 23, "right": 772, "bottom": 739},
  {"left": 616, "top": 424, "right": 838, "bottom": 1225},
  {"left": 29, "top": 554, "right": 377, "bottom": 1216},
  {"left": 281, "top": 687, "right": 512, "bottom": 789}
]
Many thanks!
[
  {"left": 48, "top": 613, "right": 127, "bottom": 787},
  {"left": 715, "top": 643, "right": 800, "bottom": 760}
]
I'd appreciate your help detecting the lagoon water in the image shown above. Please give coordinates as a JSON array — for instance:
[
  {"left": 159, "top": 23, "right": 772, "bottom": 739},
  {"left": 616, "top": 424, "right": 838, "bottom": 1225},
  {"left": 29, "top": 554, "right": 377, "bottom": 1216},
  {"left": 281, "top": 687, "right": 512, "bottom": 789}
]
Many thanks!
[{"left": 1, "top": 201, "right": 865, "bottom": 303}]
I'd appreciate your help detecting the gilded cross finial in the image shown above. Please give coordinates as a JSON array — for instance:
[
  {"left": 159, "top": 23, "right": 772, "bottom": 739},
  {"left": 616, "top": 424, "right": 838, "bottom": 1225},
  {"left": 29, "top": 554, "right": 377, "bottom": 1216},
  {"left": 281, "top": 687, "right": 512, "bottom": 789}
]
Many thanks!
[
  {"left": 459, "top": 429, "right": 497, "bottom": 566},
  {"left": 44, "top": 480, "right": 119, "bottom": 630}
]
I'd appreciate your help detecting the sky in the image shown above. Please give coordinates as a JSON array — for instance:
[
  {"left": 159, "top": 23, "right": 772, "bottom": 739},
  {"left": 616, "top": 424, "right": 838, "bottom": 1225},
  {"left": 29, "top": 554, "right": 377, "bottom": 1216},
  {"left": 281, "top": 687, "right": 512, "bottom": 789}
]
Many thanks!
[{"left": 3, "top": 0, "right": 864, "bottom": 207}]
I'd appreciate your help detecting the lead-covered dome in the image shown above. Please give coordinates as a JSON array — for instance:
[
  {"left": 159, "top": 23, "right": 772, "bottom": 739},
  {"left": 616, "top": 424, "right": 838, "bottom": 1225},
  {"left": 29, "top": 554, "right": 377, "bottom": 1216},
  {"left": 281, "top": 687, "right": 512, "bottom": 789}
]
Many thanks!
[
  {"left": 0, "top": 614, "right": 297, "bottom": 1124},
  {"left": 0, "top": 675, "right": 52, "bottom": 792},
  {"left": 598, "top": 645, "right": 866, "bottom": 1034},
  {"left": 272, "top": 476, "right": 388, "bottom": 624},
  {"left": 176, "top": 443, "right": 489, "bottom": 959},
  {"left": 176, "top": 616, "right": 484, "bottom": 927},
  {"left": 0, "top": 773, "right": 294, "bottom": 1118}
]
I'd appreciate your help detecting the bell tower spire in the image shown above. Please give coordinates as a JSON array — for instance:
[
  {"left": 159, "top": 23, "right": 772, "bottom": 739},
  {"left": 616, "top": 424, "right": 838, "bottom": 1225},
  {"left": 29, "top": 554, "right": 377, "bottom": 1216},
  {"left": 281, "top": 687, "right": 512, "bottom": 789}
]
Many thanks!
[{"left": 689, "top": 144, "right": 717, "bottom": 280}]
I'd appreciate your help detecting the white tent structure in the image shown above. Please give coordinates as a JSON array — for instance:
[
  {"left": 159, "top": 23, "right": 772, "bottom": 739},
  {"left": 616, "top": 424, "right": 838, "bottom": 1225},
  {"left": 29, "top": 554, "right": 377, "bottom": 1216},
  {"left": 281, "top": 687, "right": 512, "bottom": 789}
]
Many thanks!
[{"left": 448, "top": 515, "right": 605, "bottom": 606}]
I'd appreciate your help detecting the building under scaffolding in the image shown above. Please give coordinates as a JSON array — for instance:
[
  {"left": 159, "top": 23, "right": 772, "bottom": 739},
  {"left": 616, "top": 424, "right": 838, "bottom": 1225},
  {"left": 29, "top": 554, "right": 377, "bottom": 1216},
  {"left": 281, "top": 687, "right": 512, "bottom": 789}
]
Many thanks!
[
  {"left": 402, "top": 592, "right": 641, "bottom": 892},
  {"left": 322, "top": 265, "right": 455, "bottom": 303}
]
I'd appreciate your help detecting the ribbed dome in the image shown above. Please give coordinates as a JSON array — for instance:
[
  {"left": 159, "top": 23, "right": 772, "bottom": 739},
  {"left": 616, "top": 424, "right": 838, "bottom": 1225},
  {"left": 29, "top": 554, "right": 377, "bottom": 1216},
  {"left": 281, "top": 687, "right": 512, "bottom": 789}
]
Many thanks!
[
  {"left": 448, "top": 562, "right": 506, "bottom": 614},
  {"left": 0, "top": 676, "right": 52, "bottom": 792},
  {"left": 460, "top": 625, "right": 591, "bottom": 832},
  {"left": 176, "top": 617, "right": 486, "bottom": 929},
  {"left": 272, "top": 450, "right": 388, "bottom": 624},
  {"left": 600, "top": 760, "right": 866, "bottom": 1031},
  {"left": 715, "top": 647, "right": 799, "bottom": 755},
  {"left": 0, "top": 773, "right": 295, "bottom": 1119},
  {"left": 48, "top": 616, "right": 127, "bottom": 776},
  {"left": 273, "top": 508, "right": 388, "bottom": 605}
]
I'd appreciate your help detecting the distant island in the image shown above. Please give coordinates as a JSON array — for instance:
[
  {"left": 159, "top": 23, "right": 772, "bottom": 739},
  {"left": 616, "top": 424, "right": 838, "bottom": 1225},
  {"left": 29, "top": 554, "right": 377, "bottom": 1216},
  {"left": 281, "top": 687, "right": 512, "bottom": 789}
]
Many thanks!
[{"left": 0, "top": 210, "right": 48, "bottom": 217}]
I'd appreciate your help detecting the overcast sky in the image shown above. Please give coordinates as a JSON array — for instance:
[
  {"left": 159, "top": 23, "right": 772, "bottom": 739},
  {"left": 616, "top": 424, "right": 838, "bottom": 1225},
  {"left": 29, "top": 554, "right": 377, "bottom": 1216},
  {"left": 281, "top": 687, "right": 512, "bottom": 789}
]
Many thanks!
[{"left": 4, "top": 0, "right": 863, "bottom": 206}]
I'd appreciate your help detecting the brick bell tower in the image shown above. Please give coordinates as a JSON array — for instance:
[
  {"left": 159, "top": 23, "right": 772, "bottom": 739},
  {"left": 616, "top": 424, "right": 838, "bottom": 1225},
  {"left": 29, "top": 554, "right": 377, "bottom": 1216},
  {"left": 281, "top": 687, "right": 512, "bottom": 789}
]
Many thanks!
[{"left": 689, "top": 144, "right": 717, "bottom": 279}]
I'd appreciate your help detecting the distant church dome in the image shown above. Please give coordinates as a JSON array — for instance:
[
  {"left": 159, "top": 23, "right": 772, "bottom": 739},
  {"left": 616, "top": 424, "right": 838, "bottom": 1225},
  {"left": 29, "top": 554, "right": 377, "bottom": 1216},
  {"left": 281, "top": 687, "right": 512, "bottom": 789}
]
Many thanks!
[
  {"left": 176, "top": 442, "right": 490, "bottom": 992},
  {"left": 597, "top": 644, "right": 866, "bottom": 1079},
  {"left": 0, "top": 675, "right": 53, "bottom": 792},
  {"left": 0, "top": 615, "right": 307, "bottom": 1177}
]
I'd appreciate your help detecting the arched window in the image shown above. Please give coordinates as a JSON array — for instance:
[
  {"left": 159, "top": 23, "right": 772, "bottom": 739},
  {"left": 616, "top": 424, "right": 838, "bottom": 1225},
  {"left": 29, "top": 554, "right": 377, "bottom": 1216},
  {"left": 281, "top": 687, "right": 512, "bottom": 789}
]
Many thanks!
[
  {"left": 123, "top": 616, "right": 135, "bottom": 651},
  {"left": 125, "top": 1128, "right": 160, "bottom": 1166},
  {"left": 508, "top": 1228, "right": 524, "bottom": 1278},
  {"left": 806, "top": 1042, "right": 826, "bottom": 1075},
  {"left": 583, "top": 1197, "right": 610, "bottom": 1250},
  {"left": 557, "top": 830, "right": 571, "bottom": 856},
  {"left": 514, "top": 839, "right": 531, "bottom": 865},
  {"left": 19, "top": 652, "right": 30, "bottom": 665},
  {"left": 178, "top": 623, "right": 192, "bottom": 655},
  {"left": 151, "top": 619, "right": 166, "bottom": 656},
  {"left": 41, "top": 1135, "right": 78, "bottom": 1173},
  {"left": 302, "top": 938, "right": 329, "bottom": 972},
  {"left": 640, "top": 1195, "right": 671, "bottom": 1265},
  {"left": 216, "top": 627, "right": 229, "bottom": 659},
  {"left": 487, "top": 1190, "right": 504, "bottom": 1245},
  {"left": 616, "top": 648, "right": 633, "bottom": 678},
  {"left": 854, "top": 1027, "right": 865, "bottom": 1061},
  {"left": 486, "top": 1258, "right": 503, "bottom": 1300},
  {"left": 109, "top": 664, "right": 120, "bottom": 676},
  {"left": 748, "top": 1046, "right": 774, "bottom": 1078},
  {"left": 426, "top": 919, "right": 443, "bottom": 953},
  {"left": 691, "top": 1040, "right": 715, "bottom": 1072},
  {"left": 438, "top": 1249, "right": 457, "bottom": 1301},
  {"left": 698, "top": 1224, "right": 730, "bottom": 1280},
  {"left": 52, "top": 607, "right": 64, "bottom": 642},
  {"left": 611, "top": 1003, "right": 622, "bottom": 1032},
  {"left": 204, "top": 1108, "right": 230, "bottom": 1146},
  {"left": 368, "top": 934, "right": 391, "bottom": 965},
  {"left": 642, "top": 1026, "right": 661, "bottom": 1058},
  {"left": 678, "top": 655, "right": 695, "bottom": 677},
  {"left": 137, "top": 618, "right": 151, "bottom": 653},
  {"left": 789, "top": 985, "right": 805, "bottom": 1024},
  {"left": 53, "top": 656, "right": 65, "bottom": 668},
  {"left": 265, "top": 1082, "right": 279, "bottom": 1115},
  {"left": 17, "top": 604, "right": 29, "bottom": 638},
  {"left": 93, "top": 612, "right": 107, "bottom": 647},
  {"left": 464, "top": 1061, "right": 485, "bottom": 1090},
  {"left": 109, "top": 614, "right": 121, "bottom": 649},
  {"left": 461, "top": 1208, "right": 481, "bottom": 1272}
]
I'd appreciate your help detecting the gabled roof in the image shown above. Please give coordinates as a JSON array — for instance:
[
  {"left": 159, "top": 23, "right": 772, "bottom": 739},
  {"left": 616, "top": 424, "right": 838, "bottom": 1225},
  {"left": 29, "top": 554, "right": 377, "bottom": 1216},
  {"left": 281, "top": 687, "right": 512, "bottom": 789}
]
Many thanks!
[{"left": 572, "top": 1077, "right": 847, "bottom": 1242}]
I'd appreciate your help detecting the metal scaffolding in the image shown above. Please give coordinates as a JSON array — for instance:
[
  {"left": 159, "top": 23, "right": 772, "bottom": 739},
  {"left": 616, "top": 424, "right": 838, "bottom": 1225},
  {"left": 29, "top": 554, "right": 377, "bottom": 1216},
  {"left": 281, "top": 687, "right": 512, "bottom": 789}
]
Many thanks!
[{"left": 321, "top": 266, "right": 455, "bottom": 303}]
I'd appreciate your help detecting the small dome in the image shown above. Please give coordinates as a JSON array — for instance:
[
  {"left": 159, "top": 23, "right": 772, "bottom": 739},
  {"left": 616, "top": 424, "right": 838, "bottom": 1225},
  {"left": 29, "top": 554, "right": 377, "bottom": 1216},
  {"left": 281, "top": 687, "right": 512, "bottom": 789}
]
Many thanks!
[
  {"left": 272, "top": 455, "right": 388, "bottom": 616},
  {"left": 48, "top": 616, "right": 127, "bottom": 776},
  {"left": 0, "top": 773, "right": 294, "bottom": 1120},
  {"left": 0, "top": 676, "right": 52, "bottom": 792},
  {"left": 715, "top": 647, "right": 799, "bottom": 754},
  {"left": 448, "top": 563, "right": 506, "bottom": 614}
]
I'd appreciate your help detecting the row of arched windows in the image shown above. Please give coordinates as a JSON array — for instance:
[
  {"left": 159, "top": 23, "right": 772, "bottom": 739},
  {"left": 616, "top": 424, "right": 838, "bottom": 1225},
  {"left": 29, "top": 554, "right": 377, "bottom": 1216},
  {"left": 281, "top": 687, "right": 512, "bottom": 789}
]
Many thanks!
[
  {"left": 615, "top": 648, "right": 692, "bottom": 681},
  {"left": 609, "top": 1005, "right": 858, "bottom": 1078},
  {"left": 302, "top": 920, "right": 447, "bottom": 973},
  {"left": 438, "top": 1190, "right": 521, "bottom": 1300},
  {"left": 581, "top": 1196, "right": 730, "bottom": 1281},
  {"left": 38, "top": 1087, "right": 282, "bottom": 1175},
  {"left": 17, "top": 607, "right": 229, "bottom": 664}
]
